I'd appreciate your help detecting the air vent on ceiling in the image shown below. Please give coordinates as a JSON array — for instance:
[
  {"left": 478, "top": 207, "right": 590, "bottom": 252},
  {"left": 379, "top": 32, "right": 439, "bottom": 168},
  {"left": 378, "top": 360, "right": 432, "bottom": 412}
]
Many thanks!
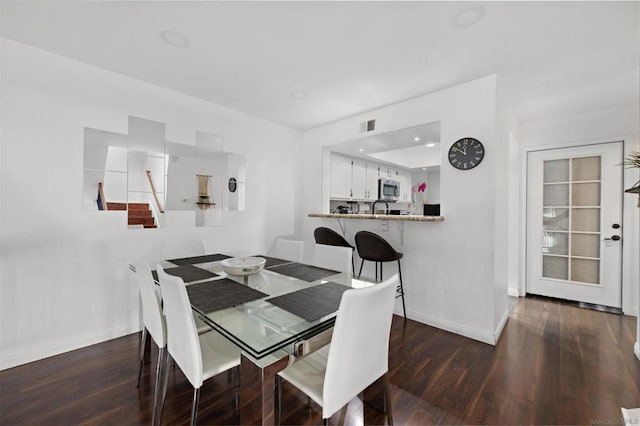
[{"left": 359, "top": 119, "right": 376, "bottom": 133}]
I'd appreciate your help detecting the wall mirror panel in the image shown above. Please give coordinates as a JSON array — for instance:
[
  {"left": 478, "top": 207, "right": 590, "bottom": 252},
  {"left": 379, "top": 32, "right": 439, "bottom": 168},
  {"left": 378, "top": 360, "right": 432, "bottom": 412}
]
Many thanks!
[
  {"left": 165, "top": 141, "right": 196, "bottom": 211},
  {"left": 83, "top": 116, "right": 229, "bottom": 228},
  {"left": 224, "top": 153, "right": 246, "bottom": 212},
  {"left": 195, "top": 131, "right": 223, "bottom": 227},
  {"left": 324, "top": 120, "right": 441, "bottom": 215},
  {"left": 83, "top": 128, "right": 128, "bottom": 211}
]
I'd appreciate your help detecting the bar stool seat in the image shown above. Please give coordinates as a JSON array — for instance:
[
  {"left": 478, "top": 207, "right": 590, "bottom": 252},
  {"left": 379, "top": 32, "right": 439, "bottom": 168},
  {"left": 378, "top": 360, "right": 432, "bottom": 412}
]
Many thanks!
[
  {"left": 354, "top": 230, "right": 406, "bottom": 318},
  {"left": 314, "top": 227, "right": 355, "bottom": 275}
]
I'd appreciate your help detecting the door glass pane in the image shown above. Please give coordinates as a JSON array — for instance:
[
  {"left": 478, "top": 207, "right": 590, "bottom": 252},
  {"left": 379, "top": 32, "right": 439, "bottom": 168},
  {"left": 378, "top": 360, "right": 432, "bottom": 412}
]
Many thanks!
[
  {"left": 571, "top": 259, "right": 599, "bottom": 284},
  {"left": 544, "top": 184, "right": 569, "bottom": 206},
  {"left": 544, "top": 159, "right": 569, "bottom": 183},
  {"left": 572, "top": 156, "right": 600, "bottom": 181},
  {"left": 572, "top": 182, "right": 600, "bottom": 206},
  {"left": 543, "top": 256, "right": 568, "bottom": 280},
  {"left": 572, "top": 208, "right": 600, "bottom": 232},
  {"left": 543, "top": 232, "right": 568, "bottom": 255},
  {"left": 541, "top": 154, "right": 603, "bottom": 286},
  {"left": 571, "top": 234, "right": 600, "bottom": 258},
  {"left": 543, "top": 208, "right": 569, "bottom": 231}
]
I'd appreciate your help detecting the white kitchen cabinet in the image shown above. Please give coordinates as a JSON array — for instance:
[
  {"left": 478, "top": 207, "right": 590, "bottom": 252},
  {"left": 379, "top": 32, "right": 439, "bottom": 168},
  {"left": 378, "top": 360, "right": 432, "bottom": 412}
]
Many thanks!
[
  {"left": 397, "top": 170, "right": 411, "bottom": 202},
  {"left": 353, "top": 160, "right": 380, "bottom": 200},
  {"left": 352, "top": 159, "right": 367, "bottom": 200},
  {"left": 365, "top": 163, "right": 379, "bottom": 201},
  {"left": 330, "top": 154, "right": 352, "bottom": 199}
]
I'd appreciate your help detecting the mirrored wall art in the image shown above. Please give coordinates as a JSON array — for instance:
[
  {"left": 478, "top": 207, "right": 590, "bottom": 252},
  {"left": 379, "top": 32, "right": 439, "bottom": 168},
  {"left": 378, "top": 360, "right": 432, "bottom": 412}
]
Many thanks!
[{"left": 83, "top": 116, "right": 229, "bottom": 228}]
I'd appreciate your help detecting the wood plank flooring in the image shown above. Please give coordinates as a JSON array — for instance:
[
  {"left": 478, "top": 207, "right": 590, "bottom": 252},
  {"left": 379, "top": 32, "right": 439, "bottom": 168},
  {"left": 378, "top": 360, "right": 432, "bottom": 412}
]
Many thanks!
[{"left": 1, "top": 297, "right": 638, "bottom": 425}]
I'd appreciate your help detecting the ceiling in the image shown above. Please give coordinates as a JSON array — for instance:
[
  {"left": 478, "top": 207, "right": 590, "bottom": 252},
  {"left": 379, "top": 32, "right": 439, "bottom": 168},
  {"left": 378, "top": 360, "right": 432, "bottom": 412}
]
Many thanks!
[
  {"left": 330, "top": 121, "right": 442, "bottom": 171},
  {"left": 1, "top": 1, "right": 638, "bottom": 131}
]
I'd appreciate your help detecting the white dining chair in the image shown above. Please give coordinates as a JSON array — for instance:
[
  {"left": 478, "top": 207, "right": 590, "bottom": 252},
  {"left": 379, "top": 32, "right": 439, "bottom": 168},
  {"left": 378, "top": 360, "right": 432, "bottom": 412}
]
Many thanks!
[
  {"left": 156, "top": 265, "right": 241, "bottom": 426},
  {"left": 270, "top": 238, "right": 304, "bottom": 262},
  {"left": 160, "top": 239, "right": 207, "bottom": 260},
  {"left": 311, "top": 244, "right": 353, "bottom": 275},
  {"left": 160, "top": 239, "right": 212, "bottom": 333},
  {"left": 275, "top": 273, "right": 399, "bottom": 425},
  {"left": 132, "top": 261, "right": 167, "bottom": 426}
]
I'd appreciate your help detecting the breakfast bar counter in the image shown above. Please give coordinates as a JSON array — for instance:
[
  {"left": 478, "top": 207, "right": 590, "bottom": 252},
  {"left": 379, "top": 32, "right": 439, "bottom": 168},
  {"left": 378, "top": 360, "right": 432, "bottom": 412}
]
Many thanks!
[
  {"left": 308, "top": 213, "right": 444, "bottom": 222},
  {"left": 308, "top": 213, "right": 443, "bottom": 244}
]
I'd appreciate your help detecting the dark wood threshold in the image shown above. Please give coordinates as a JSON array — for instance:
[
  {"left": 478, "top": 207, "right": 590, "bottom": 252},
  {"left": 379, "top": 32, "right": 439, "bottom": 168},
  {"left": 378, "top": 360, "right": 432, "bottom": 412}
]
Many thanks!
[{"left": 525, "top": 292, "right": 624, "bottom": 315}]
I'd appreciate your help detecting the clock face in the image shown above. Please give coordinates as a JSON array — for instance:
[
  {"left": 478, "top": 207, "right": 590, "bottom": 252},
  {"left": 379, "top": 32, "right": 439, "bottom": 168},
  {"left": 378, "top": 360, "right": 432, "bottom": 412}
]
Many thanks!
[{"left": 448, "top": 138, "right": 485, "bottom": 170}]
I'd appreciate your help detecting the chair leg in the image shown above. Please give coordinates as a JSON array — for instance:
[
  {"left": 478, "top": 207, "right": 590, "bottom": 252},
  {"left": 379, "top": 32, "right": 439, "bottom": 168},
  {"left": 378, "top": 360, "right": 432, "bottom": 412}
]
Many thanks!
[
  {"left": 358, "top": 259, "right": 365, "bottom": 279},
  {"left": 157, "top": 352, "right": 172, "bottom": 426},
  {"left": 380, "top": 262, "right": 383, "bottom": 281},
  {"left": 351, "top": 256, "right": 355, "bottom": 276},
  {"left": 375, "top": 262, "right": 378, "bottom": 281},
  {"left": 398, "top": 260, "right": 406, "bottom": 319},
  {"left": 384, "top": 374, "right": 394, "bottom": 426},
  {"left": 151, "top": 347, "right": 165, "bottom": 426},
  {"left": 275, "top": 375, "right": 282, "bottom": 425},
  {"left": 190, "top": 387, "right": 200, "bottom": 426},
  {"left": 137, "top": 327, "right": 148, "bottom": 388},
  {"left": 234, "top": 366, "right": 240, "bottom": 410}
]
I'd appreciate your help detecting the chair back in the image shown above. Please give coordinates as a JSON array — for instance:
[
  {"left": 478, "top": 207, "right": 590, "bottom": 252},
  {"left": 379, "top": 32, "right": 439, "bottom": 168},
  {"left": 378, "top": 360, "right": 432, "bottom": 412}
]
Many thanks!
[
  {"left": 157, "top": 265, "right": 204, "bottom": 388},
  {"left": 311, "top": 244, "right": 352, "bottom": 274},
  {"left": 133, "top": 261, "right": 166, "bottom": 348},
  {"left": 314, "top": 227, "right": 353, "bottom": 249},
  {"left": 322, "top": 273, "right": 398, "bottom": 419},
  {"left": 271, "top": 238, "right": 304, "bottom": 262},
  {"left": 161, "top": 239, "right": 207, "bottom": 260},
  {"left": 354, "top": 231, "right": 401, "bottom": 262}
]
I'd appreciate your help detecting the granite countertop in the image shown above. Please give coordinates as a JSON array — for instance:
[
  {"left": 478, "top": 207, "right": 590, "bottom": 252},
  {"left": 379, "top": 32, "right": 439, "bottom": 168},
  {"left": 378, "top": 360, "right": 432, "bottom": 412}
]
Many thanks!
[{"left": 308, "top": 213, "right": 444, "bottom": 222}]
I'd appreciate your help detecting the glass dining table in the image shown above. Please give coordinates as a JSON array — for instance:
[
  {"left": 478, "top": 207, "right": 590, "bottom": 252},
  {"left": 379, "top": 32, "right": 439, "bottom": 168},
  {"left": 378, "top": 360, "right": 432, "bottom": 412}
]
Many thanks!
[{"left": 149, "top": 252, "right": 375, "bottom": 425}]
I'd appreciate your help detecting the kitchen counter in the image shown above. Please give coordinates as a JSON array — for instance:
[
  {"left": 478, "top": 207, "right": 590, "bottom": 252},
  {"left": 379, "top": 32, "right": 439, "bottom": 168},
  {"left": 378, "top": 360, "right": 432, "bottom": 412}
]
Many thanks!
[{"left": 308, "top": 213, "right": 444, "bottom": 222}]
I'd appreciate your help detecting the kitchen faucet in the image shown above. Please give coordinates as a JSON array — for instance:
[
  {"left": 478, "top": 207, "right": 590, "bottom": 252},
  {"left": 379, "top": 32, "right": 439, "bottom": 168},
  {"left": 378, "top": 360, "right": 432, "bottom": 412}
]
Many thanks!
[{"left": 372, "top": 199, "right": 389, "bottom": 215}]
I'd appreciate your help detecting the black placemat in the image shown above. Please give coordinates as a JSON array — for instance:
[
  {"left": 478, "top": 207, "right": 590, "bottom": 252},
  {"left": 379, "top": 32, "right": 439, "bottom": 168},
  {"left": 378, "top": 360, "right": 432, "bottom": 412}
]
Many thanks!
[
  {"left": 152, "top": 265, "right": 218, "bottom": 283},
  {"left": 267, "top": 262, "right": 340, "bottom": 282},
  {"left": 186, "top": 278, "right": 268, "bottom": 313},
  {"left": 266, "top": 282, "right": 351, "bottom": 322},
  {"left": 250, "top": 255, "right": 292, "bottom": 269},
  {"left": 167, "top": 253, "right": 232, "bottom": 266}
]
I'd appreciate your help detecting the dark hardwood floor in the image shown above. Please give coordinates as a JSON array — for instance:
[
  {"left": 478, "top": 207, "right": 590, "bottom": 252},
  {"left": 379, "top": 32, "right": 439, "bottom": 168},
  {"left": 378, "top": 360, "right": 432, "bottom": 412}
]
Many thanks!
[{"left": 1, "top": 297, "right": 638, "bottom": 425}]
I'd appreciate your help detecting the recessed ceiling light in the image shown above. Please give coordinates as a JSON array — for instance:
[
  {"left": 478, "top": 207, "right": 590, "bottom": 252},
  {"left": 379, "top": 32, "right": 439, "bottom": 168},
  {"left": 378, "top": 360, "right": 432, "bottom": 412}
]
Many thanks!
[
  {"left": 426, "top": 143, "right": 436, "bottom": 148},
  {"left": 451, "top": 5, "right": 486, "bottom": 28},
  {"left": 359, "top": 148, "right": 364, "bottom": 152},
  {"left": 414, "top": 137, "right": 421, "bottom": 142},
  {"left": 422, "top": 168, "right": 426, "bottom": 171},
  {"left": 159, "top": 30, "right": 190, "bottom": 48},
  {"left": 290, "top": 90, "right": 307, "bottom": 100}
]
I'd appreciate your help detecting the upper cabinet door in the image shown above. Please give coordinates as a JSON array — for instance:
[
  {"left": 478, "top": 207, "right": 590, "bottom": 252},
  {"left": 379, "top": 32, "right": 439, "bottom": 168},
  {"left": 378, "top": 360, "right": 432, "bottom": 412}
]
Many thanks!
[
  {"left": 365, "top": 163, "right": 379, "bottom": 201},
  {"left": 352, "top": 159, "right": 367, "bottom": 200},
  {"left": 330, "top": 154, "right": 353, "bottom": 199}
]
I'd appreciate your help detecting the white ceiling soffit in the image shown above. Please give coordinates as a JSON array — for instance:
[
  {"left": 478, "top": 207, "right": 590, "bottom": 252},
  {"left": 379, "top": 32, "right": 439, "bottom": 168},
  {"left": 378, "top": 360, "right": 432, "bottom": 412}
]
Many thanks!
[{"left": 1, "top": 1, "right": 638, "bottom": 130}]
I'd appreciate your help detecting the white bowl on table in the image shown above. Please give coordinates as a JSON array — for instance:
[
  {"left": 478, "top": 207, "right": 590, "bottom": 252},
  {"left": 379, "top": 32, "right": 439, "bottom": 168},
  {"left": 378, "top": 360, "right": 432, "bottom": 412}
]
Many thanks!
[{"left": 220, "top": 257, "right": 266, "bottom": 276}]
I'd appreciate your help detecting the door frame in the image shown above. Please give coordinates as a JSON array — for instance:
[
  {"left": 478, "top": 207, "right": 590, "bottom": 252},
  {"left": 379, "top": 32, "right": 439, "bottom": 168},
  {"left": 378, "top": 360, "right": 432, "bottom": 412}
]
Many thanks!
[{"left": 518, "top": 135, "right": 637, "bottom": 316}]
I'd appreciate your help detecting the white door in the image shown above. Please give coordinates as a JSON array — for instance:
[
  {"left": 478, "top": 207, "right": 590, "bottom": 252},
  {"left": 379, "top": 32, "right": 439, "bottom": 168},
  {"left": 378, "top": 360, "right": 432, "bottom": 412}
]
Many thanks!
[{"left": 526, "top": 142, "right": 623, "bottom": 308}]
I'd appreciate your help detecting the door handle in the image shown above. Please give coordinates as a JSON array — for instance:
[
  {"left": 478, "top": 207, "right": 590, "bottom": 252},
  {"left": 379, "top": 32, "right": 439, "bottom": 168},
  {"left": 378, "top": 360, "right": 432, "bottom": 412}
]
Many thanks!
[{"left": 604, "top": 235, "right": 621, "bottom": 241}]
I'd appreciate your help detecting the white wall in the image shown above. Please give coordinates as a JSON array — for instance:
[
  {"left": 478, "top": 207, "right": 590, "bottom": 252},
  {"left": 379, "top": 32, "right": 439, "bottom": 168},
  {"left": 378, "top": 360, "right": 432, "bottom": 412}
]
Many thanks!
[
  {"left": 302, "top": 75, "right": 509, "bottom": 345},
  {"left": 0, "top": 38, "right": 301, "bottom": 370},
  {"left": 519, "top": 104, "right": 640, "bottom": 319}
]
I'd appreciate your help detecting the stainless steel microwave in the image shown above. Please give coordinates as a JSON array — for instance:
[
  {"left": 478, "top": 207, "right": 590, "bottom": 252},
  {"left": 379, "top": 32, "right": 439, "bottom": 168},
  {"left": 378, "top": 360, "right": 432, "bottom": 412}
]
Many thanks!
[{"left": 378, "top": 178, "right": 400, "bottom": 201}]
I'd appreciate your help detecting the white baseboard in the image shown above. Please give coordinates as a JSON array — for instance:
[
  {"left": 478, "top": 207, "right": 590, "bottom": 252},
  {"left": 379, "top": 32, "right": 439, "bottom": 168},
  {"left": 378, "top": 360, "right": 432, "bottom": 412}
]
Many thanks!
[
  {"left": 635, "top": 342, "right": 640, "bottom": 361},
  {"left": 0, "top": 321, "right": 141, "bottom": 371},
  {"left": 623, "top": 307, "right": 638, "bottom": 317},
  {"left": 507, "top": 288, "right": 520, "bottom": 297},
  {"left": 494, "top": 308, "right": 509, "bottom": 343},
  {"left": 408, "top": 309, "right": 499, "bottom": 345}
]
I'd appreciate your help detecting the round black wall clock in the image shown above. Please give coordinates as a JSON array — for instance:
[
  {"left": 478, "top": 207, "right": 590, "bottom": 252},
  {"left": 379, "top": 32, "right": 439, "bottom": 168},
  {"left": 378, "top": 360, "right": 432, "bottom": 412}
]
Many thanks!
[{"left": 448, "top": 137, "right": 485, "bottom": 170}]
